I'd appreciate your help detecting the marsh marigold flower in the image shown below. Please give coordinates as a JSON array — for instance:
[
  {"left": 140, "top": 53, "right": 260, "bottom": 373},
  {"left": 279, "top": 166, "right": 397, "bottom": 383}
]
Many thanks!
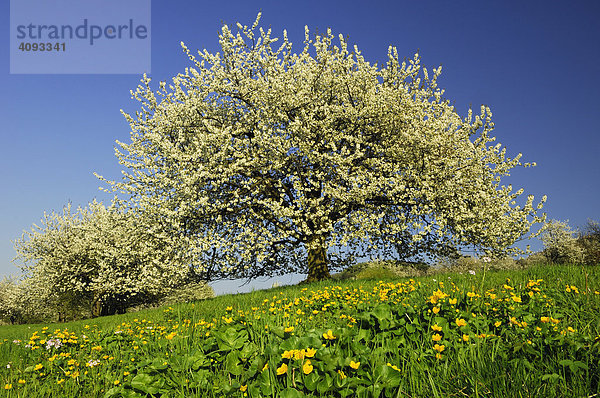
[
  {"left": 350, "top": 360, "right": 360, "bottom": 370},
  {"left": 303, "top": 360, "right": 314, "bottom": 374},
  {"left": 455, "top": 318, "right": 467, "bottom": 327},
  {"left": 276, "top": 363, "right": 288, "bottom": 375},
  {"left": 387, "top": 362, "right": 401, "bottom": 372},
  {"left": 323, "top": 330, "right": 336, "bottom": 340}
]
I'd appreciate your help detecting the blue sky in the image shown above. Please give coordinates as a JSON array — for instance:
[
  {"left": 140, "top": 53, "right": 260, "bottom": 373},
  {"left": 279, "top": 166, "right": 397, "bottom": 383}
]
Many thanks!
[{"left": 1, "top": 1, "right": 599, "bottom": 295}]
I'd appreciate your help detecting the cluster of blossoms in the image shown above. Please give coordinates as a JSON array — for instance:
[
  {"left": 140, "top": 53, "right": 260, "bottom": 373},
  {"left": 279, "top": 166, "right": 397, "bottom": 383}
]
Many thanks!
[{"left": 45, "top": 338, "right": 62, "bottom": 350}]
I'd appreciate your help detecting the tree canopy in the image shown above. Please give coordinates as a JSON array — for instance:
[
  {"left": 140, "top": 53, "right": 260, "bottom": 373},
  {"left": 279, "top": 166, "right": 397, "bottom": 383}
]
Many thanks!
[
  {"left": 13, "top": 200, "right": 190, "bottom": 316},
  {"left": 98, "top": 14, "right": 546, "bottom": 281}
]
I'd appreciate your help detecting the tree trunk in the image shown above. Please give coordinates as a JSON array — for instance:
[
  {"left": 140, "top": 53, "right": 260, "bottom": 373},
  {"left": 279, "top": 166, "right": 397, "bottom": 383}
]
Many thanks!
[
  {"left": 91, "top": 296, "right": 102, "bottom": 318},
  {"left": 306, "top": 238, "right": 331, "bottom": 282}
]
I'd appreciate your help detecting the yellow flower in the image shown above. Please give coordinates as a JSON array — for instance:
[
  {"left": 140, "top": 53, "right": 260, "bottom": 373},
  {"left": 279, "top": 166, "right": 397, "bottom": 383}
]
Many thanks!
[
  {"left": 462, "top": 334, "right": 470, "bottom": 342},
  {"left": 511, "top": 295, "right": 522, "bottom": 303},
  {"left": 494, "top": 321, "right": 502, "bottom": 327},
  {"left": 276, "top": 363, "right": 288, "bottom": 375},
  {"left": 71, "top": 371, "right": 80, "bottom": 378},
  {"left": 240, "top": 385, "right": 248, "bottom": 392},
  {"left": 261, "top": 363, "right": 269, "bottom": 372},
  {"left": 386, "top": 362, "right": 401, "bottom": 372},
  {"left": 114, "top": 380, "right": 120, "bottom": 386},
  {"left": 449, "top": 298, "right": 457, "bottom": 305},
  {"left": 17, "top": 379, "right": 25, "bottom": 385},
  {"left": 165, "top": 332, "right": 177, "bottom": 340},
  {"left": 226, "top": 306, "right": 233, "bottom": 312},
  {"left": 4, "top": 384, "right": 11, "bottom": 390},
  {"left": 322, "top": 330, "right": 336, "bottom": 340},
  {"left": 305, "top": 348, "right": 316, "bottom": 358},
  {"left": 433, "top": 344, "right": 445, "bottom": 353},
  {"left": 350, "top": 360, "right": 360, "bottom": 370},
  {"left": 284, "top": 326, "right": 294, "bottom": 333},
  {"left": 34, "top": 364, "right": 43, "bottom": 371},
  {"left": 91, "top": 345, "right": 102, "bottom": 351},
  {"left": 432, "top": 334, "right": 442, "bottom": 342},
  {"left": 540, "top": 316, "right": 550, "bottom": 323},
  {"left": 337, "top": 369, "right": 346, "bottom": 379},
  {"left": 281, "top": 350, "right": 294, "bottom": 359},
  {"left": 293, "top": 350, "right": 305, "bottom": 360},
  {"left": 123, "top": 371, "right": 130, "bottom": 376},
  {"left": 435, "top": 352, "right": 443, "bottom": 360},
  {"left": 57, "top": 379, "right": 64, "bottom": 385},
  {"left": 455, "top": 318, "right": 467, "bottom": 327},
  {"left": 303, "top": 360, "right": 314, "bottom": 374},
  {"left": 432, "top": 306, "right": 440, "bottom": 314},
  {"left": 431, "top": 324, "right": 443, "bottom": 332}
]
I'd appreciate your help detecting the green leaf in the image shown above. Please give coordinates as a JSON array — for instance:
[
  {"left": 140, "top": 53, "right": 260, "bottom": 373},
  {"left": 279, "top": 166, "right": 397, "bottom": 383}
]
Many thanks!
[
  {"left": 317, "top": 372, "right": 333, "bottom": 394},
  {"left": 131, "top": 373, "right": 162, "bottom": 395},
  {"left": 149, "top": 358, "right": 169, "bottom": 371},
  {"left": 225, "top": 351, "right": 242, "bottom": 375},
  {"left": 280, "top": 387, "right": 306, "bottom": 398},
  {"left": 372, "top": 304, "right": 392, "bottom": 321},
  {"left": 542, "top": 373, "right": 562, "bottom": 382},
  {"left": 239, "top": 341, "right": 258, "bottom": 361},
  {"left": 304, "top": 372, "right": 319, "bottom": 391}
]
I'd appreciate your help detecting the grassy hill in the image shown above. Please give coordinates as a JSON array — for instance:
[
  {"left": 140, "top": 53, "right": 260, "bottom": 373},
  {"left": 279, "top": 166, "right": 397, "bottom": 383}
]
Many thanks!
[{"left": 1, "top": 264, "right": 599, "bottom": 397}]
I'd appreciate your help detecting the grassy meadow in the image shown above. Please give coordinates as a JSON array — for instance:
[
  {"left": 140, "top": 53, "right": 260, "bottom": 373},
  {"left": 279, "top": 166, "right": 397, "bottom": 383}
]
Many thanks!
[{"left": 0, "top": 264, "right": 599, "bottom": 397}]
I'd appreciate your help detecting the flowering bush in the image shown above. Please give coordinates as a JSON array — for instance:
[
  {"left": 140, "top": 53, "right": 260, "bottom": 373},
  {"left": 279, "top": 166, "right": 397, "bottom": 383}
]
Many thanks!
[{"left": 540, "top": 220, "right": 585, "bottom": 264}]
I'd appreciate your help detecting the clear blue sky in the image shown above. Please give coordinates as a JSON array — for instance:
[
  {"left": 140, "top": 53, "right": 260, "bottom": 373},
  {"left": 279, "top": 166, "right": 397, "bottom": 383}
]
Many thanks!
[{"left": 1, "top": 1, "right": 599, "bottom": 295}]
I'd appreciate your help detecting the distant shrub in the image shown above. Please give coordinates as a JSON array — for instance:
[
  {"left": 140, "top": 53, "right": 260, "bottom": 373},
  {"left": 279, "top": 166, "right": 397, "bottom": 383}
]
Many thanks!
[
  {"left": 334, "top": 260, "right": 428, "bottom": 281},
  {"left": 160, "top": 281, "right": 214, "bottom": 306},
  {"left": 516, "top": 252, "right": 547, "bottom": 268},
  {"left": 540, "top": 220, "right": 584, "bottom": 264},
  {"left": 353, "top": 265, "right": 397, "bottom": 280},
  {"left": 578, "top": 219, "right": 600, "bottom": 266},
  {"left": 439, "top": 255, "right": 522, "bottom": 274}
]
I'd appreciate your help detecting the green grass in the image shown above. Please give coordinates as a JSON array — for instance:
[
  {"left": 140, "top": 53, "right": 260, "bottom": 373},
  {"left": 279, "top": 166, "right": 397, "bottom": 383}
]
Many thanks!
[{"left": 1, "top": 264, "right": 599, "bottom": 397}]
